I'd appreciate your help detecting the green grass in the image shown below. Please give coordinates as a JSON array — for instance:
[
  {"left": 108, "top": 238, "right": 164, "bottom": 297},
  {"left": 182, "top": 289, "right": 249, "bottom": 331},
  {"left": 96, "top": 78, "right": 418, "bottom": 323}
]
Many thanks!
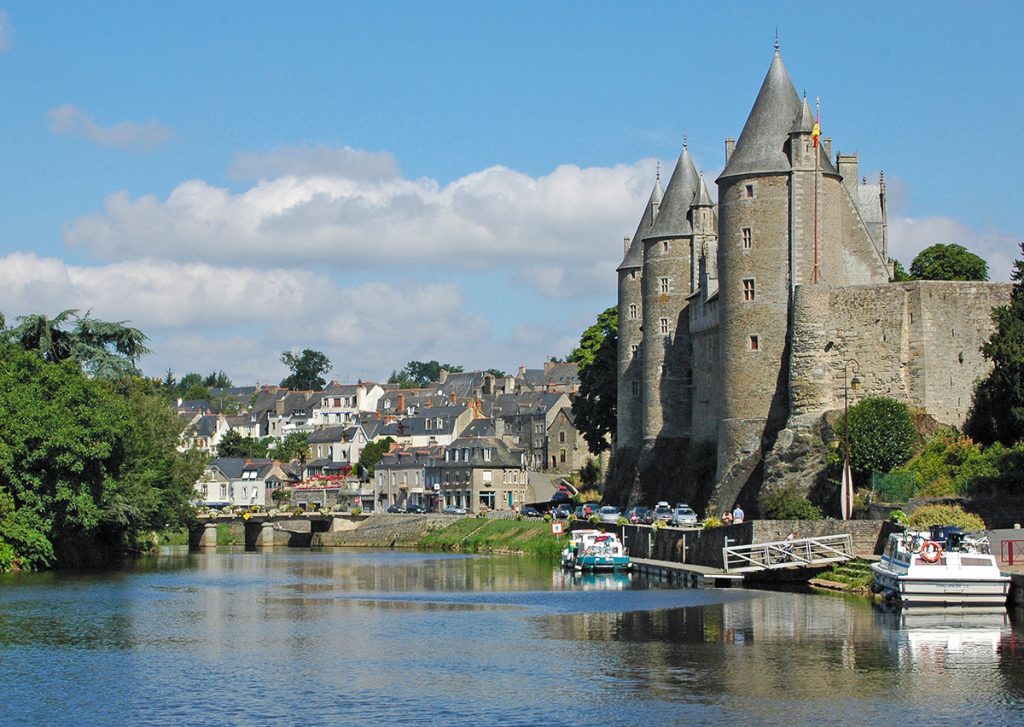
[
  {"left": 417, "top": 519, "right": 562, "bottom": 560},
  {"left": 160, "top": 529, "right": 190, "bottom": 546},
  {"left": 216, "top": 523, "right": 241, "bottom": 546},
  {"left": 814, "top": 558, "right": 874, "bottom": 589}
]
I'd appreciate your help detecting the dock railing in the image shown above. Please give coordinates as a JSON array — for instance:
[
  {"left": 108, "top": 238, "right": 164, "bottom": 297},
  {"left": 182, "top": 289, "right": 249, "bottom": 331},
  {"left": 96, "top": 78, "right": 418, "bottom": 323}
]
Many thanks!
[{"left": 722, "top": 534, "right": 854, "bottom": 573}]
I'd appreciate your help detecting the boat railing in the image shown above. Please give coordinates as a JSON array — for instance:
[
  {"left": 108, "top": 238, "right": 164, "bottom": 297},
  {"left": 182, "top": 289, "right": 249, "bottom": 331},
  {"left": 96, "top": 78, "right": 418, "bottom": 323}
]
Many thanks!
[{"left": 722, "top": 534, "right": 854, "bottom": 573}]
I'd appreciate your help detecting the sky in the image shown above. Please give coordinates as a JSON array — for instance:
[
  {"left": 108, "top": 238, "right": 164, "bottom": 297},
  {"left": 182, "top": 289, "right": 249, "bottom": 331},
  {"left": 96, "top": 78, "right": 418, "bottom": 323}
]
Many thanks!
[{"left": 0, "top": 2, "right": 1021, "bottom": 386}]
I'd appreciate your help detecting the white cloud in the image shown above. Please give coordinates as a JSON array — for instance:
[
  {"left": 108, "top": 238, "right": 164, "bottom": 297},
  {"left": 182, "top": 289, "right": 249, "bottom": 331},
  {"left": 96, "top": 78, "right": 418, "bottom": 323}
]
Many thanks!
[
  {"left": 48, "top": 104, "right": 174, "bottom": 150},
  {"left": 0, "top": 11, "right": 11, "bottom": 52},
  {"left": 64, "top": 148, "right": 660, "bottom": 298},
  {"left": 888, "top": 215, "right": 1018, "bottom": 282}
]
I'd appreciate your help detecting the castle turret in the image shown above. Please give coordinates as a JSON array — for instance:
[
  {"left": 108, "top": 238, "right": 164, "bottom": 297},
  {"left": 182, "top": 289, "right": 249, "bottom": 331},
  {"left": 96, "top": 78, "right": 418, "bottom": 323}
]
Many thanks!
[
  {"left": 641, "top": 145, "right": 698, "bottom": 442},
  {"left": 616, "top": 176, "right": 663, "bottom": 451},
  {"left": 715, "top": 48, "right": 802, "bottom": 479}
]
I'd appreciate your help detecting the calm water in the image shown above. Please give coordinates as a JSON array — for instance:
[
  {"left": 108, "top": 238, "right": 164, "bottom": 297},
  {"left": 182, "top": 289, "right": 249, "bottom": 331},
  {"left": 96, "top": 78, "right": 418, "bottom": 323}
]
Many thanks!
[{"left": 1, "top": 548, "right": 1023, "bottom": 726}]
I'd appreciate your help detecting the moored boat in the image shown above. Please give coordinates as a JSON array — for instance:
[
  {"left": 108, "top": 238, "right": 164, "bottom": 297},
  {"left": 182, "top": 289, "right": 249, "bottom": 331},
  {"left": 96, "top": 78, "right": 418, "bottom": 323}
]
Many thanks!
[
  {"left": 871, "top": 525, "right": 1010, "bottom": 608},
  {"left": 561, "top": 529, "right": 631, "bottom": 572}
]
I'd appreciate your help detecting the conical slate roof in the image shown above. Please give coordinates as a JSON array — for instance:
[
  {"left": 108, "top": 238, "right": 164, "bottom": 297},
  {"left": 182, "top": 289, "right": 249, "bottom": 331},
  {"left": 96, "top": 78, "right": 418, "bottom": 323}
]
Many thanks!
[
  {"left": 617, "top": 177, "right": 663, "bottom": 271},
  {"left": 644, "top": 147, "right": 699, "bottom": 241},
  {"left": 791, "top": 97, "right": 814, "bottom": 134},
  {"left": 693, "top": 175, "right": 714, "bottom": 207},
  {"left": 718, "top": 50, "right": 802, "bottom": 181}
]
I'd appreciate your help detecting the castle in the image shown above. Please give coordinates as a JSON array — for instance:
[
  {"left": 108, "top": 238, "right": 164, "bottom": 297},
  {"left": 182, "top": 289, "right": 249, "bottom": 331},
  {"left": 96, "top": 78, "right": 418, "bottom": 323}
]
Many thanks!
[{"left": 615, "top": 47, "right": 1011, "bottom": 514}]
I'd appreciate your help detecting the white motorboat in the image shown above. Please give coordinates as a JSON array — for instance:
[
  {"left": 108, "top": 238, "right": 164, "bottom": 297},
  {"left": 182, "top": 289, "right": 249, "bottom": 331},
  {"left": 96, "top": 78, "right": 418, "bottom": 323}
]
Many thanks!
[
  {"left": 871, "top": 525, "right": 1010, "bottom": 608},
  {"left": 561, "top": 529, "right": 631, "bottom": 571}
]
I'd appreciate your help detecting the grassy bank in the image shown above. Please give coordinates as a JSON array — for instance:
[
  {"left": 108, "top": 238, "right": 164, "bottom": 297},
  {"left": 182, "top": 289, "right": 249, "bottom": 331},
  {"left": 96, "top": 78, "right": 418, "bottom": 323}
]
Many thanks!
[
  {"left": 810, "top": 558, "right": 874, "bottom": 592},
  {"left": 417, "top": 518, "right": 562, "bottom": 559}
]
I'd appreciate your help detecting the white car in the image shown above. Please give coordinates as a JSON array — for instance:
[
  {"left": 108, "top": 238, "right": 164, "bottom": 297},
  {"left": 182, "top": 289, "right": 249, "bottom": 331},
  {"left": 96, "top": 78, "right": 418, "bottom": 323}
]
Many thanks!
[
  {"left": 597, "top": 506, "right": 622, "bottom": 524},
  {"left": 671, "top": 506, "right": 699, "bottom": 527}
]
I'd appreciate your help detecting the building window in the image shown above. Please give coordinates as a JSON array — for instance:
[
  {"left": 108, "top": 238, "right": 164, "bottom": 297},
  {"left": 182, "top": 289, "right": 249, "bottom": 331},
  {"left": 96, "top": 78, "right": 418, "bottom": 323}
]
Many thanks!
[
  {"left": 659, "top": 277, "right": 669, "bottom": 294},
  {"left": 662, "top": 241, "right": 669, "bottom": 253},
  {"left": 630, "top": 270, "right": 637, "bottom": 280},
  {"left": 631, "top": 381, "right": 641, "bottom": 397},
  {"left": 745, "top": 184, "right": 754, "bottom": 198},
  {"left": 558, "top": 431, "right": 566, "bottom": 444},
  {"left": 742, "top": 227, "right": 752, "bottom": 249},
  {"left": 559, "top": 449, "right": 566, "bottom": 463},
  {"left": 660, "top": 364, "right": 666, "bottom": 378},
  {"left": 743, "top": 278, "right": 756, "bottom": 302},
  {"left": 630, "top": 344, "right": 639, "bottom": 358},
  {"left": 629, "top": 303, "right": 638, "bottom": 319},
  {"left": 659, "top": 317, "right": 669, "bottom": 335},
  {"left": 749, "top": 335, "right": 759, "bottom": 351}
]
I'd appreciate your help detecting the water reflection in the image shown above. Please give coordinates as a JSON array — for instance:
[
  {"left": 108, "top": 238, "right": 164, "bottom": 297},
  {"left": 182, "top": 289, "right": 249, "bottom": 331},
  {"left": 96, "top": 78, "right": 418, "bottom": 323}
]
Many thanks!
[{"left": 0, "top": 547, "right": 1022, "bottom": 725}]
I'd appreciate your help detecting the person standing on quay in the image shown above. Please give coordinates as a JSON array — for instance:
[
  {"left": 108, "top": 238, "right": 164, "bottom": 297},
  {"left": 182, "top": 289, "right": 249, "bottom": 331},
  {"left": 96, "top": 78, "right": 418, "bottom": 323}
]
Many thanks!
[{"left": 732, "top": 504, "right": 745, "bottom": 524}]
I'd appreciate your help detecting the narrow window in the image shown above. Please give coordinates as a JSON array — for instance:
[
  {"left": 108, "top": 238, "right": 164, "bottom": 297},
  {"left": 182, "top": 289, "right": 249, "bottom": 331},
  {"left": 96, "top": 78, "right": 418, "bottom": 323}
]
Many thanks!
[
  {"left": 659, "top": 277, "right": 669, "bottom": 294},
  {"left": 659, "top": 317, "right": 669, "bottom": 335},
  {"left": 662, "top": 241, "right": 669, "bottom": 253},
  {"left": 630, "top": 344, "right": 639, "bottom": 358},
  {"left": 743, "top": 278, "right": 756, "bottom": 302},
  {"left": 745, "top": 184, "right": 754, "bottom": 198},
  {"left": 629, "top": 303, "right": 638, "bottom": 319},
  {"left": 742, "top": 227, "right": 752, "bottom": 249},
  {"left": 631, "top": 381, "right": 641, "bottom": 397},
  {"left": 660, "top": 364, "right": 667, "bottom": 378},
  {"left": 749, "top": 335, "right": 759, "bottom": 351}
]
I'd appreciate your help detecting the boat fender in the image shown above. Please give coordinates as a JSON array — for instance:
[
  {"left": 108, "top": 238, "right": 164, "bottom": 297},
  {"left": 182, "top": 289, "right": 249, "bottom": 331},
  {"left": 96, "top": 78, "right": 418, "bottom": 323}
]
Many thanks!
[{"left": 920, "top": 540, "right": 943, "bottom": 563}]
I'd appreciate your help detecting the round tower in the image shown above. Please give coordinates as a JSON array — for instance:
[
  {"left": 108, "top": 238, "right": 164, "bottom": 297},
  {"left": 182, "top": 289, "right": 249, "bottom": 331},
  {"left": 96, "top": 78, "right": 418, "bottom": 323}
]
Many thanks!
[
  {"left": 715, "top": 49, "right": 802, "bottom": 478},
  {"left": 616, "top": 177, "right": 662, "bottom": 451},
  {"left": 641, "top": 145, "right": 698, "bottom": 442}
]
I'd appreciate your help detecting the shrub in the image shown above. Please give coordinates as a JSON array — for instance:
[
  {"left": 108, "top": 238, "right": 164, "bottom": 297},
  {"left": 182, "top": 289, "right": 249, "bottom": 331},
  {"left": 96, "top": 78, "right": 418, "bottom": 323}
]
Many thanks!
[
  {"left": 576, "top": 488, "right": 601, "bottom": 503},
  {"left": 351, "top": 507, "right": 362, "bottom": 517},
  {"left": 616, "top": 516, "right": 629, "bottom": 526},
  {"left": 838, "top": 397, "right": 916, "bottom": 485},
  {"left": 0, "top": 540, "right": 15, "bottom": 571},
  {"left": 906, "top": 504, "right": 985, "bottom": 531},
  {"left": 703, "top": 516, "right": 722, "bottom": 529},
  {"left": 760, "top": 484, "right": 823, "bottom": 520},
  {"left": 889, "top": 509, "right": 909, "bottom": 525},
  {"left": 588, "top": 515, "right": 600, "bottom": 524}
]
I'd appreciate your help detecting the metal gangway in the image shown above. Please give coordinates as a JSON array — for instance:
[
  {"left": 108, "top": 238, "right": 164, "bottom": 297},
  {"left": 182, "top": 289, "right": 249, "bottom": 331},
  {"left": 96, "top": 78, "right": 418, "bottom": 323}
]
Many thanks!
[{"left": 722, "top": 534, "right": 854, "bottom": 573}]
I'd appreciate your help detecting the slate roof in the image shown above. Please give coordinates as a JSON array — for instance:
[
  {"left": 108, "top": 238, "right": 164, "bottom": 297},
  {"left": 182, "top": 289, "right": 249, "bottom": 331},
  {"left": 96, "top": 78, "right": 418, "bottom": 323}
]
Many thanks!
[
  {"left": 434, "top": 436, "right": 524, "bottom": 469},
  {"left": 460, "top": 418, "right": 497, "bottom": 437},
  {"left": 617, "top": 177, "right": 664, "bottom": 271},
  {"left": 206, "top": 457, "right": 277, "bottom": 479},
  {"left": 646, "top": 146, "right": 700, "bottom": 240},
  {"left": 307, "top": 425, "right": 350, "bottom": 444},
  {"left": 517, "top": 362, "right": 579, "bottom": 389},
  {"left": 491, "top": 391, "right": 566, "bottom": 418}
]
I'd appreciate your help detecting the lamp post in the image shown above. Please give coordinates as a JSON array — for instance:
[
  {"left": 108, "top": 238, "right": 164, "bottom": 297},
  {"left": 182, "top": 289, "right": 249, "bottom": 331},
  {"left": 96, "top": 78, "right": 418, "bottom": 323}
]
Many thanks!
[{"left": 841, "top": 359, "right": 861, "bottom": 520}]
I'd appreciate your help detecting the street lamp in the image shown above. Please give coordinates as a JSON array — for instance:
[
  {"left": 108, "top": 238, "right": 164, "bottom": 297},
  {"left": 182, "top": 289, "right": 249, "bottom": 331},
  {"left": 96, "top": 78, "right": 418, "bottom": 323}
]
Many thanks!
[{"left": 841, "top": 359, "right": 861, "bottom": 520}]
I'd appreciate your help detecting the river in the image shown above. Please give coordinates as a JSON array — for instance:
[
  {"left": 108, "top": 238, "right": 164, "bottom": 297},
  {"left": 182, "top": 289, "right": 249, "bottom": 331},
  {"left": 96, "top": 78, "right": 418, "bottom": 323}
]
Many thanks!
[{"left": 1, "top": 547, "right": 1022, "bottom": 725}]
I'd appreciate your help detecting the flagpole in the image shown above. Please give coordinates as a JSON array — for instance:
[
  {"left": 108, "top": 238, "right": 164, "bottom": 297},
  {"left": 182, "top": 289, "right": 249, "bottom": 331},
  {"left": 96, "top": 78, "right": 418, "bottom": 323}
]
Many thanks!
[{"left": 813, "top": 97, "right": 821, "bottom": 284}]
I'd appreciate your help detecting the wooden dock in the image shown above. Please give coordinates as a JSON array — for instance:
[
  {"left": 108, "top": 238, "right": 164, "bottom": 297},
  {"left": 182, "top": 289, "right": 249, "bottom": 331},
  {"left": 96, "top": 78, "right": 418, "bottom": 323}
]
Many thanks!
[{"left": 631, "top": 557, "right": 744, "bottom": 588}]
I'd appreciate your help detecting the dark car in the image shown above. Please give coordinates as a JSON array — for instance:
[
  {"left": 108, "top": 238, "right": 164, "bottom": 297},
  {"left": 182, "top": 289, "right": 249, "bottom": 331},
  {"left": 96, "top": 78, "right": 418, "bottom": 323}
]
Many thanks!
[
  {"left": 625, "top": 506, "right": 651, "bottom": 524},
  {"left": 406, "top": 503, "right": 428, "bottom": 514},
  {"left": 554, "top": 503, "right": 572, "bottom": 519},
  {"left": 386, "top": 504, "right": 405, "bottom": 514},
  {"left": 521, "top": 506, "right": 542, "bottom": 518}
]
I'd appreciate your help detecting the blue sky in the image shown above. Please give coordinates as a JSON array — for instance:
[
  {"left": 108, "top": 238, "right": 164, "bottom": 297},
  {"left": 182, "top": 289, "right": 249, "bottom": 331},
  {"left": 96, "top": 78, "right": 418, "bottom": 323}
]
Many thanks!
[{"left": 0, "top": 2, "right": 1020, "bottom": 384}]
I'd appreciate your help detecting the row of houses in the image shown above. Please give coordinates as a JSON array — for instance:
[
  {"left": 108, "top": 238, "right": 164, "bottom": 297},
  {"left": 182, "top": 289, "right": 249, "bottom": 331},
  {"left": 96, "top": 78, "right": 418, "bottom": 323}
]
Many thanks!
[{"left": 189, "top": 363, "right": 591, "bottom": 512}]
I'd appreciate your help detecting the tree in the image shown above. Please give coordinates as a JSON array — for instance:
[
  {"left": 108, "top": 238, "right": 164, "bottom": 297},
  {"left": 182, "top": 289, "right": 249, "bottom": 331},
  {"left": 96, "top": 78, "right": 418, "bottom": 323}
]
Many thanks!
[
  {"left": 570, "top": 306, "right": 618, "bottom": 454},
  {"left": 2, "top": 309, "right": 150, "bottom": 378},
  {"left": 216, "top": 430, "right": 271, "bottom": 458},
  {"left": 280, "top": 349, "right": 331, "bottom": 391},
  {"left": 909, "top": 243, "right": 989, "bottom": 281},
  {"left": 890, "top": 258, "right": 912, "bottom": 282},
  {"left": 837, "top": 396, "right": 916, "bottom": 484},
  {"left": 176, "top": 373, "right": 211, "bottom": 401},
  {"left": 387, "top": 360, "right": 463, "bottom": 388},
  {"left": 274, "top": 432, "right": 310, "bottom": 463},
  {"left": 357, "top": 437, "right": 395, "bottom": 479},
  {"left": 204, "top": 370, "right": 232, "bottom": 389},
  {"left": 966, "top": 241, "right": 1024, "bottom": 445}
]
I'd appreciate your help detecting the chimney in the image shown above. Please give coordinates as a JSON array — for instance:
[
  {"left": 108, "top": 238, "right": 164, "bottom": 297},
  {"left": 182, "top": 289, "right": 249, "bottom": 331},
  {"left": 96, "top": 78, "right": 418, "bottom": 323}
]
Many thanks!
[
  {"left": 518, "top": 365, "right": 526, "bottom": 377},
  {"left": 544, "top": 361, "right": 555, "bottom": 374},
  {"left": 449, "top": 392, "right": 457, "bottom": 405},
  {"left": 623, "top": 236, "right": 630, "bottom": 255},
  {"left": 483, "top": 374, "right": 494, "bottom": 396},
  {"left": 823, "top": 137, "right": 832, "bottom": 160},
  {"left": 836, "top": 152, "right": 858, "bottom": 197},
  {"left": 397, "top": 393, "right": 406, "bottom": 413},
  {"left": 725, "top": 138, "right": 735, "bottom": 164},
  {"left": 438, "top": 369, "right": 448, "bottom": 384}
]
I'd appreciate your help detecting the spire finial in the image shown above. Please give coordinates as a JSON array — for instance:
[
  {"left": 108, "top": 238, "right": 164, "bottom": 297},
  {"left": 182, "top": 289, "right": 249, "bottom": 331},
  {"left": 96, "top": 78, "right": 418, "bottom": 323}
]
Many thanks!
[
  {"left": 683, "top": 131, "right": 688, "bottom": 150},
  {"left": 656, "top": 161, "right": 661, "bottom": 181},
  {"left": 774, "top": 29, "right": 780, "bottom": 54}
]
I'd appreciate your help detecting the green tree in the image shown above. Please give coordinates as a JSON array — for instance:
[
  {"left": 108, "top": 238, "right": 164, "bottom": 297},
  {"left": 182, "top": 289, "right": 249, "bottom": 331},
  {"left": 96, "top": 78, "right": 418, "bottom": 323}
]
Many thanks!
[
  {"left": 176, "top": 372, "right": 211, "bottom": 401},
  {"left": 966, "top": 242, "right": 1024, "bottom": 445},
  {"left": 890, "top": 258, "right": 912, "bottom": 282},
  {"left": 204, "top": 370, "right": 233, "bottom": 388},
  {"left": 3, "top": 309, "right": 150, "bottom": 378},
  {"left": 837, "top": 396, "right": 916, "bottom": 485},
  {"left": 387, "top": 360, "right": 463, "bottom": 388},
  {"left": 280, "top": 349, "right": 332, "bottom": 390},
  {"left": 274, "top": 432, "right": 310, "bottom": 463},
  {"left": 570, "top": 306, "right": 618, "bottom": 454},
  {"left": 357, "top": 436, "right": 395, "bottom": 479},
  {"left": 909, "top": 243, "right": 989, "bottom": 281},
  {"left": 216, "top": 430, "right": 271, "bottom": 458}
]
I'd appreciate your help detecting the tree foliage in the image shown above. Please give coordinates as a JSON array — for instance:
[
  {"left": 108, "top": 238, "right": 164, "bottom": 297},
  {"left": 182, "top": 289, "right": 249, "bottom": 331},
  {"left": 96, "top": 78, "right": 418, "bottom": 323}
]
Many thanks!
[
  {"left": 909, "top": 243, "right": 989, "bottom": 281},
  {"left": 0, "top": 347, "right": 201, "bottom": 570},
  {"left": 760, "top": 483, "right": 823, "bottom": 520},
  {"left": 837, "top": 397, "right": 916, "bottom": 484},
  {"left": 280, "top": 349, "right": 332, "bottom": 391},
  {"left": 892, "top": 429, "right": 1002, "bottom": 497},
  {"left": 890, "top": 258, "right": 912, "bottom": 282},
  {"left": 357, "top": 437, "right": 395, "bottom": 479},
  {"left": 965, "top": 241, "right": 1024, "bottom": 445},
  {"left": 570, "top": 306, "right": 618, "bottom": 454},
  {"left": 2, "top": 309, "right": 150, "bottom": 378},
  {"left": 387, "top": 360, "right": 463, "bottom": 388},
  {"left": 274, "top": 432, "right": 310, "bottom": 463},
  {"left": 217, "top": 430, "right": 272, "bottom": 459},
  {"left": 906, "top": 504, "right": 985, "bottom": 532}
]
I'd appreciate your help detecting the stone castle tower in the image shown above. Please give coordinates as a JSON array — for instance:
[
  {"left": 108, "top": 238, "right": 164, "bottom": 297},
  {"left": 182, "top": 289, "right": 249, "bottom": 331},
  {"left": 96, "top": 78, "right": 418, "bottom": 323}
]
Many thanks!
[{"left": 614, "top": 47, "right": 1010, "bottom": 514}]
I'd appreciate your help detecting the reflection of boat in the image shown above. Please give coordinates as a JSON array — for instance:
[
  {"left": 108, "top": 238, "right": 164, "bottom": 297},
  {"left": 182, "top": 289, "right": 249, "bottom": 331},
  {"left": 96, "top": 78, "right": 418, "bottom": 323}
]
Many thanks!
[
  {"left": 871, "top": 526, "right": 1010, "bottom": 608},
  {"left": 561, "top": 529, "right": 631, "bottom": 571},
  {"left": 877, "top": 609, "right": 1008, "bottom": 669}
]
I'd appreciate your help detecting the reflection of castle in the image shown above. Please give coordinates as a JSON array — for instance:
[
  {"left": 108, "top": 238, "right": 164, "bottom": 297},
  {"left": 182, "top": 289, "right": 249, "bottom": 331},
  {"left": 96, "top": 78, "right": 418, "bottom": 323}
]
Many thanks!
[{"left": 616, "top": 46, "right": 1011, "bottom": 510}]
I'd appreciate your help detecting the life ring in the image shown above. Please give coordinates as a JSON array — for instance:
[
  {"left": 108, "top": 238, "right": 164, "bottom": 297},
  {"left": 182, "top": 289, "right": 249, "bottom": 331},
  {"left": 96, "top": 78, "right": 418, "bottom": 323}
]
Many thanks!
[{"left": 920, "top": 540, "right": 943, "bottom": 563}]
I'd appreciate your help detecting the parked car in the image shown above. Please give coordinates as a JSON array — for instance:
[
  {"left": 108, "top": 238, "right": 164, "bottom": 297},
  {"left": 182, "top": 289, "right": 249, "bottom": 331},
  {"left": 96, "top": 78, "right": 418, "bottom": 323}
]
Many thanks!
[
  {"left": 654, "top": 503, "right": 674, "bottom": 522},
  {"left": 443, "top": 505, "right": 467, "bottom": 515},
  {"left": 671, "top": 506, "right": 699, "bottom": 527},
  {"left": 521, "top": 506, "right": 542, "bottom": 518},
  {"left": 386, "top": 504, "right": 405, "bottom": 514},
  {"left": 573, "top": 503, "right": 598, "bottom": 519},
  {"left": 406, "top": 503, "right": 428, "bottom": 514},
  {"left": 598, "top": 506, "right": 622, "bottom": 524},
  {"left": 554, "top": 503, "right": 573, "bottom": 519},
  {"left": 625, "top": 506, "right": 652, "bottom": 524}
]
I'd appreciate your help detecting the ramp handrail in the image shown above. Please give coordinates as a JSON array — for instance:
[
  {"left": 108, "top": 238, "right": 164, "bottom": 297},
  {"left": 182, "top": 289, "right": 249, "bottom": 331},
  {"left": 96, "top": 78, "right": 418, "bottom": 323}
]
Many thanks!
[{"left": 722, "top": 534, "right": 854, "bottom": 573}]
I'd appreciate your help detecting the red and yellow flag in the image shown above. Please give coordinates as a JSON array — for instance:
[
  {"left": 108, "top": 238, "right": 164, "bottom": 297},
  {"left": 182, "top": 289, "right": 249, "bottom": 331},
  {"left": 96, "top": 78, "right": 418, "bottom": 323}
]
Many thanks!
[{"left": 812, "top": 119, "right": 821, "bottom": 148}]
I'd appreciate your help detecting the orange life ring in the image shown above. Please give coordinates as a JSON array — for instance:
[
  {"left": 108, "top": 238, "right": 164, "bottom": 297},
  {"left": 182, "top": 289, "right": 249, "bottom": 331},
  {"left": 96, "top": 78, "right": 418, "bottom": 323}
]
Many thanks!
[{"left": 920, "top": 540, "right": 943, "bottom": 563}]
